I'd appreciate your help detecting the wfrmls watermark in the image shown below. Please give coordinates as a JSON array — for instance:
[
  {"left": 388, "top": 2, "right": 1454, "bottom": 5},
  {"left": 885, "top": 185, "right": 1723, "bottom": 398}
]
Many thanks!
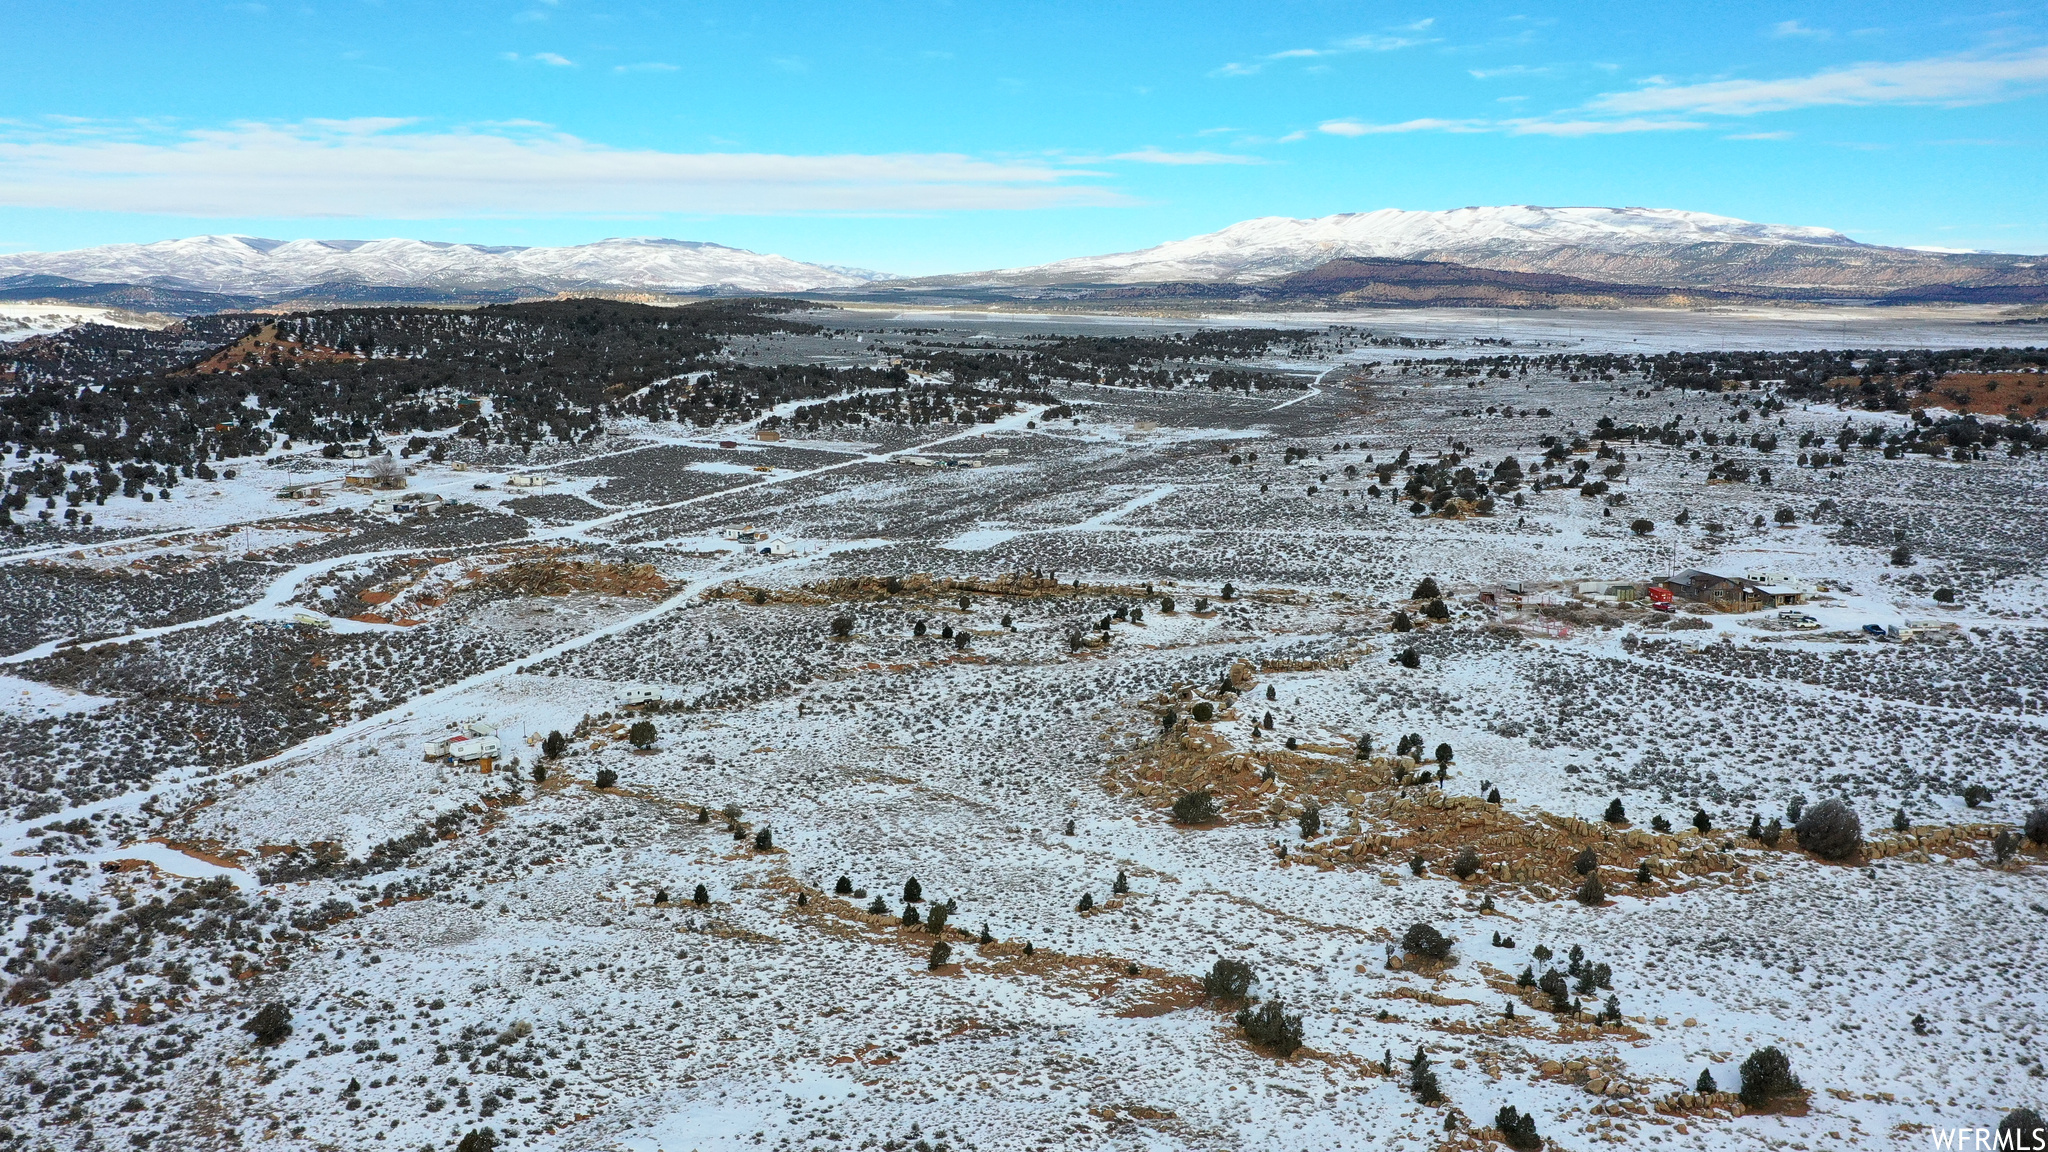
[{"left": 1930, "top": 1128, "right": 2048, "bottom": 1151}]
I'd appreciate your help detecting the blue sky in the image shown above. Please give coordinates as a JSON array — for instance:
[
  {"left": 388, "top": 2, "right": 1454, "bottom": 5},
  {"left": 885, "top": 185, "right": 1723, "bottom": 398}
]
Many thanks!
[{"left": 2, "top": 1, "right": 2045, "bottom": 272}]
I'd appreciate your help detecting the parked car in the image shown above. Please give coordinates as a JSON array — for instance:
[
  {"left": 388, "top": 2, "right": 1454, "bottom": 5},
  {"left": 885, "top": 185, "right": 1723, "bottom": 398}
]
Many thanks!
[{"left": 1862, "top": 624, "right": 1889, "bottom": 639}]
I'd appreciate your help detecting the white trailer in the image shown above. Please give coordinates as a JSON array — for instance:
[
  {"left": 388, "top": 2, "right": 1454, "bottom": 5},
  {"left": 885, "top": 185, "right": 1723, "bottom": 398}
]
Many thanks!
[{"left": 447, "top": 735, "right": 502, "bottom": 762}]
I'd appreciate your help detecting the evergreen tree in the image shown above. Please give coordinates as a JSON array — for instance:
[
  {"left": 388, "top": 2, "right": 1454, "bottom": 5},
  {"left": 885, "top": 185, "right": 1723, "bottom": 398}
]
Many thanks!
[
  {"left": 903, "top": 877, "right": 923, "bottom": 902},
  {"left": 1391, "top": 610, "right": 1414, "bottom": 632},
  {"left": 1696, "top": 1068, "right": 1718, "bottom": 1093},
  {"left": 1023, "top": 941, "right": 1034, "bottom": 956},
  {"left": 867, "top": 896, "right": 888, "bottom": 915},
  {"left": 1636, "top": 861, "right": 1653, "bottom": 884},
  {"left": 928, "top": 941, "right": 951, "bottom": 969},
  {"left": 530, "top": 760, "right": 549, "bottom": 785},
  {"left": 1064, "top": 817, "right": 1076, "bottom": 835},
  {"left": 1573, "top": 847, "right": 1599, "bottom": 876},
  {"left": 902, "top": 904, "right": 921, "bottom": 926},
  {"left": 595, "top": 768, "right": 618, "bottom": 789},
  {"left": 1235, "top": 998, "right": 1303, "bottom": 1057},
  {"left": 1172, "top": 789, "right": 1218, "bottom": 824},
  {"left": 1075, "top": 892, "right": 1094, "bottom": 912},
  {"left": 627, "top": 720, "right": 657, "bottom": 749},
  {"left": 542, "top": 730, "right": 566, "bottom": 759},
  {"left": 1760, "top": 817, "right": 1783, "bottom": 847},
  {"left": 1397, "top": 648, "right": 1421, "bottom": 669},
  {"left": 692, "top": 884, "right": 709, "bottom": 906},
  {"left": 1112, "top": 869, "right": 1129, "bottom": 895},
  {"left": 1692, "top": 808, "right": 1711, "bottom": 834},
  {"left": 1412, "top": 577, "right": 1442, "bottom": 600},
  {"left": 1737, "top": 1046, "right": 1801, "bottom": 1107},
  {"left": 1453, "top": 846, "right": 1480, "bottom": 880},
  {"left": 1297, "top": 802, "right": 1321, "bottom": 839},
  {"left": 1893, "top": 807, "right": 1910, "bottom": 832},
  {"left": 696, "top": 807, "right": 710, "bottom": 824},
  {"left": 835, "top": 875, "right": 853, "bottom": 895},
  {"left": 924, "top": 902, "right": 950, "bottom": 935},
  {"left": 1356, "top": 734, "right": 1373, "bottom": 761},
  {"left": 1266, "top": 684, "right": 1277, "bottom": 701},
  {"left": 1604, "top": 798, "right": 1626, "bottom": 824},
  {"left": 1435, "top": 742, "right": 1453, "bottom": 767},
  {"left": 456, "top": 1129, "right": 500, "bottom": 1152},
  {"left": 1651, "top": 815, "right": 1672, "bottom": 833},
  {"left": 1494, "top": 1107, "right": 1541, "bottom": 1151},
  {"left": 753, "top": 827, "right": 772, "bottom": 851},
  {"left": 1200, "top": 958, "right": 1254, "bottom": 1001},
  {"left": 1409, "top": 1049, "right": 1444, "bottom": 1103},
  {"left": 1486, "top": 787, "right": 1501, "bottom": 804},
  {"left": 243, "top": 1003, "right": 292, "bottom": 1045},
  {"left": 1748, "top": 813, "right": 1763, "bottom": 839}
]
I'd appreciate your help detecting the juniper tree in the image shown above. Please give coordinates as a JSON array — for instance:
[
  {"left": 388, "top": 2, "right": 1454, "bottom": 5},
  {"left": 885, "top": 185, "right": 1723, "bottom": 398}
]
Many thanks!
[
  {"left": 1172, "top": 789, "right": 1218, "bottom": 824},
  {"left": 1236, "top": 998, "right": 1303, "bottom": 1057},
  {"left": 1650, "top": 815, "right": 1672, "bottom": 833},
  {"left": 1696, "top": 1068, "right": 1718, "bottom": 1093},
  {"left": 1794, "top": 798, "right": 1862, "bottom": 860},
  {"left": 542, "top": 730, "right": 566, "bottom": 759},
  {"left": 1298, "top": 803, "right": 1322, "bottom": 839},
  {"left": 243, "top": 1003, "right": 292, "bottom": 1045},
  {"left": 978, "top": 923, "right": 993, "bottom": 945},
  {"left": 2000, "top": 1109, "right": 2047, "bottom": 1152},
  {"left": 1435, "top": 742, "right": 1453, "bottom": 767},
  {"left": 2029, "top": 805, "right": 2048, "bottom": 846},
  {"left": 1266, "top": 685, "right": 1277, "bottom": 701},
  {"left": 1692, "top": 809, "right": 1712, "bottom": 834},
  {"left": 835, "top": 875, "right": 853, "bottom": 895},
  {"left": 1576, "top": 871, "right": 1606, "bottom": 906},
  {"left": 902, "top": 904, "right": 921, "bottom": 926},
  {"left": 1425, "top": 599, "right": 1451, "bottom": 622},
  {"left": 1412, "top": 577, "right": 1442, "bottom": 599},
  {"left": 1494, "top": 1107, "right": 1541, "bottom": 1152},
  {"left": 1538, "top": 968, "right": 1572, "bottom": 1013},
  {"left": 1200, "top": 958, "right": 1254, "bottom": 1001},
  {"left": 903, "top": 877, "right": 922, "bottom": 902},
  {"left": 868, "top": 896, "right": 888, "bottom": 915},
  {"left": 693, "top": 884, "right": 710, "bottom": 906},
  {"left": 1486, "top": 787, "right": 1501, "bottom": 804},
  {"left": 1453, "top": 846, "right": 1480, "bottom": 880},
  {"left": 1357, "top": 734, "right": 1374, "bottom": 761},
  {"left": 1402, "top": 922, "right": 1452, "bottom": 960},
  {"left": 1112, "top": 869, "right": 1129, "bottom": 895},
  {"left": 1064, "top": 817, "right": 1076, "bottom": 835},
  {"left": 1573, "top": 847, "right": 1599, "bottom": 876},
  {"left": 531, "top": 760, "right": 549, "bottom": 785},
  {"left": 1397, "top": 649, "right": 1421, "bottom": 669},
  {"left": 1601, "top": 993, "right": 1622, "bottom": 1024},
  {"left": 753, "top": 827, "right": 772, "bottom": 851},
  {"left": 696, "top": 807, "right": 710, "bottom": 824},
  {"left": 1787, "top": 796, "right": 1805, "bottom": 823},
  {"left": 1075, "top": 893, "right": 1094, "bottom": 912},
  {"left": 1760, "top": 817, "right": 1783, "bottom": 848},
  {"left": 928, "top": 941, "right": 951, "bottom": 969},
  {"left": 1893, "top": 807, "right": 1910, "bottom": 833},
  {"left": 1748, "top": 813, "right": 1764, "bottom": 839},
  {"left": 1605, "top": 798, "right": 1626, "bottom": 824},
  {"left": 1737, "top": 1046, "right": 1800, "bottom": 1106},
  {"left": 924, "top": 902, "right": 950, "bottom": 934},
  {"left": 1409, "top": 1049, "right": 1444, "bottom": 1103},
  {"left": 595, "top": 768, "right": 618, "bottom": 789},
  {"left": 1391, "top": 610, "right": 1414, "bottom": 632}
]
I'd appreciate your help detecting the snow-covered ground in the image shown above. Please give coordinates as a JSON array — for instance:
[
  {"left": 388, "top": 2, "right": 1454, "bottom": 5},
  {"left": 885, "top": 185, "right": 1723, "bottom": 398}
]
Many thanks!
[{"left": 0, "top": 311, "right": 2041, "bottom": 1152}]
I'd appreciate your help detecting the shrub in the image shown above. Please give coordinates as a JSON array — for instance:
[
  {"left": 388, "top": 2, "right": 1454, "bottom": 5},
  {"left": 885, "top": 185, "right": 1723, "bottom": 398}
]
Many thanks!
[
  {"left": 1201, "top": 958, "right": 1254, "bottom": 1001},
  {"left": 830, "top": 615, "right": 854, "bottom": 638},
  {"left": 1452, "top": 846, "right": 1480, "bottom": 880},
  {"left": 1760, "top": 817, "right": 1783, "bottom": 848},
  {"left": 1964, "top": 784, "right": 1995, "bottom": 809},
  {"left": 1738, "top": 1046, "right": 1801, "bottom": 1106},
  {"left": 1173, "top": 789, "right": 1218, "bottom": 824},
  {"left": 1630, "top": 518, "right": 1654, "bottom": 535},
  {"left": 2000, "top": 1110, "right": 2047, "bottom": 1152},
  {"left": 1795, "top": 798, "right": 1862, "bottom": 860},
  {"left": 243, "top": 1003, "right": 292, "bottom": 1045},
  {"left": 594, "top": 768, "right": 618, "bottom": 789},
  {"left": 627, "top": 720, "right": 656, "bottom": 749},
  {"left": 457, "top": 1130, "right": 500, "bottom": 1152},
  {"left": 542, "top": 730, "right": 566, "bottom": 759},
  {"left": 1396, "top": 648, "right": 1421, "bottom": 669},
  {"left": 1412, "top": 577, "right": 1442, "bottom": 600},
  {"left": 692, "top": 884, "right": 710, "bottom": 906},
  {"left": 928, "top": 941, "right": 951, "bottom": 969},
  {"left": 1539, "top": 968, "right": 1572, "bottom": 1012},
  {"left": 1933, "top": 587, "right": 1956, "bottom": 603},
  {"left": 1604, "top": 798, "right": 1626, "bottom": 824},
  {"left": 1575, "top": 873, "right": 1605, "bottom": 905},
  {"left": 2028, "top": 805, "right": 2048, "bottom": 846},
  {"left": 1651, "top": 815, "right": 1672, "bottom": 833},
  {"left": 1425, "top": 598, "right": 1451, "bottom": 621},
  {"left": 1692, "top": 809, "right": 1712, "bottom": 834},
  {"left": 1236, "top": 998, "right": 1303, "bottom": 1057},
  {"left": 1391, "top": 610, "right": 1413, "bottom": 632},
  {"left": 1190, "top": 701, "right": 1214, "bottom": 722},
  {"left": 1993, "top": 830, "right": 2020, "bottom": 865},
  {"left": 1160, "top": 595, "right": 1175, "bottom": 613},
  {"left": 1435, "top": 742, "right": 1453, "bottom": 766},
  {"left": 1573, "top": 847, "right": 1599, "bottom": 876},
  {"left": 753, "top": 827, "right": 773, "bottom": 851},
  {"left": 1402, "top": 922, "right": 1452, "bottom": 961},
  {"left": 530, "top": 760, "right": 549, "bottom": 785},
  {"left": 1410, "top": 1052, "right": 1443, "bottom": 1103},
  {"left": 1075, "top": 892, "right": 1094, "bottom": 912},
  {"left": 866, "top": 896, "right": 887, "bottom": 914},
  {"left": 1297, "top": 803, "right": 1322, "bottom": 839},
  {"left": 1494, "top": 1106, "right": 1541, "bottom": 1151},
  {"left": 835, "top": 875, "right": 853, "bottom": 895}
]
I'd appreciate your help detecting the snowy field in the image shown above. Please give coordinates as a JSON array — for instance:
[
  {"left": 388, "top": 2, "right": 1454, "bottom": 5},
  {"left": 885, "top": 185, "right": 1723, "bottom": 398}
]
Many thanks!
[{"left": 0, "top": 308, "right": 2041, "bottom": 1152}]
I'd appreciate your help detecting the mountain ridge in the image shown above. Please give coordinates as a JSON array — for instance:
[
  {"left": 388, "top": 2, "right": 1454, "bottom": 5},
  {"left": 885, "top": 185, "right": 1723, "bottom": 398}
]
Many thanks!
[{"left": 0, "top": 235, "right": 887, "bottom": 296}]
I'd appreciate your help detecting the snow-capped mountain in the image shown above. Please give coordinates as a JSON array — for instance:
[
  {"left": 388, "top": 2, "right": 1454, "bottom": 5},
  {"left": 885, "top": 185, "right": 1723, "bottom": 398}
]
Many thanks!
[
  {"left": 923, "top": 206, "right": 2035, "bottom": 292},
  {"left": 0, "top": 235, "right": 888, "bottom": 295}
]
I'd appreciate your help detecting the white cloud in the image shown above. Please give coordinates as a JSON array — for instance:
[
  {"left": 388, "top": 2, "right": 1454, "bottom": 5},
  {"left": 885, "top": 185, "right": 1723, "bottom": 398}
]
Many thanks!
[
  {"left": 1208, "top": 61, "right": 1262, "bottom": 78},
  {"left": 613, "top": 62, "right": 679, "bottom": 73},
  {"left": 533, "top": 52, "right": 574, "bottom": 67},
  {"left": 1468, "top": 64, "right": 1551, "bottom": 80},
  {"left": 1771, "top": 20, "right": 1828, "bottom": 39},
  {"left": 1591, "top": 48, "right": 2048, "bottom": 116},
  {"left": 1316, "top": 115, "right": 1701, "bottom": 137},
  {"left": 1504, "top": 117, "right": 1705, "bottom": 136},
  {"left": 1214, "top": 26, "right": 1433, "bottom": 75},
  {"left": 0, "top": 120, "right": 1126, "bottom": 217},
  {"left": 1107, "top": 148, "right": 1264, "bottom": 165},
  {"left": 1318, "top": 117, "right": 1486, "bottom": 136}
]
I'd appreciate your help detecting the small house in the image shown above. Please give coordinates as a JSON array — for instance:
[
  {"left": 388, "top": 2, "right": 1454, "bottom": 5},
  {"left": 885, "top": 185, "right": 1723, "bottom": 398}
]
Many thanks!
[
  {"left": 1658, "top": 570, "right": 1798, "bottom": 612},
  {"left": 276, "top": 481, "right": 330, "bottom": 500},
  {"left": 505, "top": 474, "right": 553, "bottom": 488},
  {"left": 393, "top": 493, "right": 445, "bottom": 514},
  {"left": 756, "top": 428, "right": 782, "bottom": 442}
]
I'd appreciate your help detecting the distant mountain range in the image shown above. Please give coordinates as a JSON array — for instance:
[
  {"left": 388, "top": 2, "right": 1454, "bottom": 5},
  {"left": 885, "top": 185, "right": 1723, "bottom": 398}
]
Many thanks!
[
  {"left": 2, "top": 207, "right": 2043, "bottom": 316},
  {"left": 0, "top": 235, "right": 887, "bottom": 307},
  {"left": 881, "top": 206, "right": 2048, "bottom": 301}
]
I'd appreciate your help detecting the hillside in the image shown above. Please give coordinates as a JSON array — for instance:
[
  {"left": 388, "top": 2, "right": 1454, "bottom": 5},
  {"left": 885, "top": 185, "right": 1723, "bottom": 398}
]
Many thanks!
[{"left": 1090, "top": 256, "right": 1759, "bottom": 309}]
